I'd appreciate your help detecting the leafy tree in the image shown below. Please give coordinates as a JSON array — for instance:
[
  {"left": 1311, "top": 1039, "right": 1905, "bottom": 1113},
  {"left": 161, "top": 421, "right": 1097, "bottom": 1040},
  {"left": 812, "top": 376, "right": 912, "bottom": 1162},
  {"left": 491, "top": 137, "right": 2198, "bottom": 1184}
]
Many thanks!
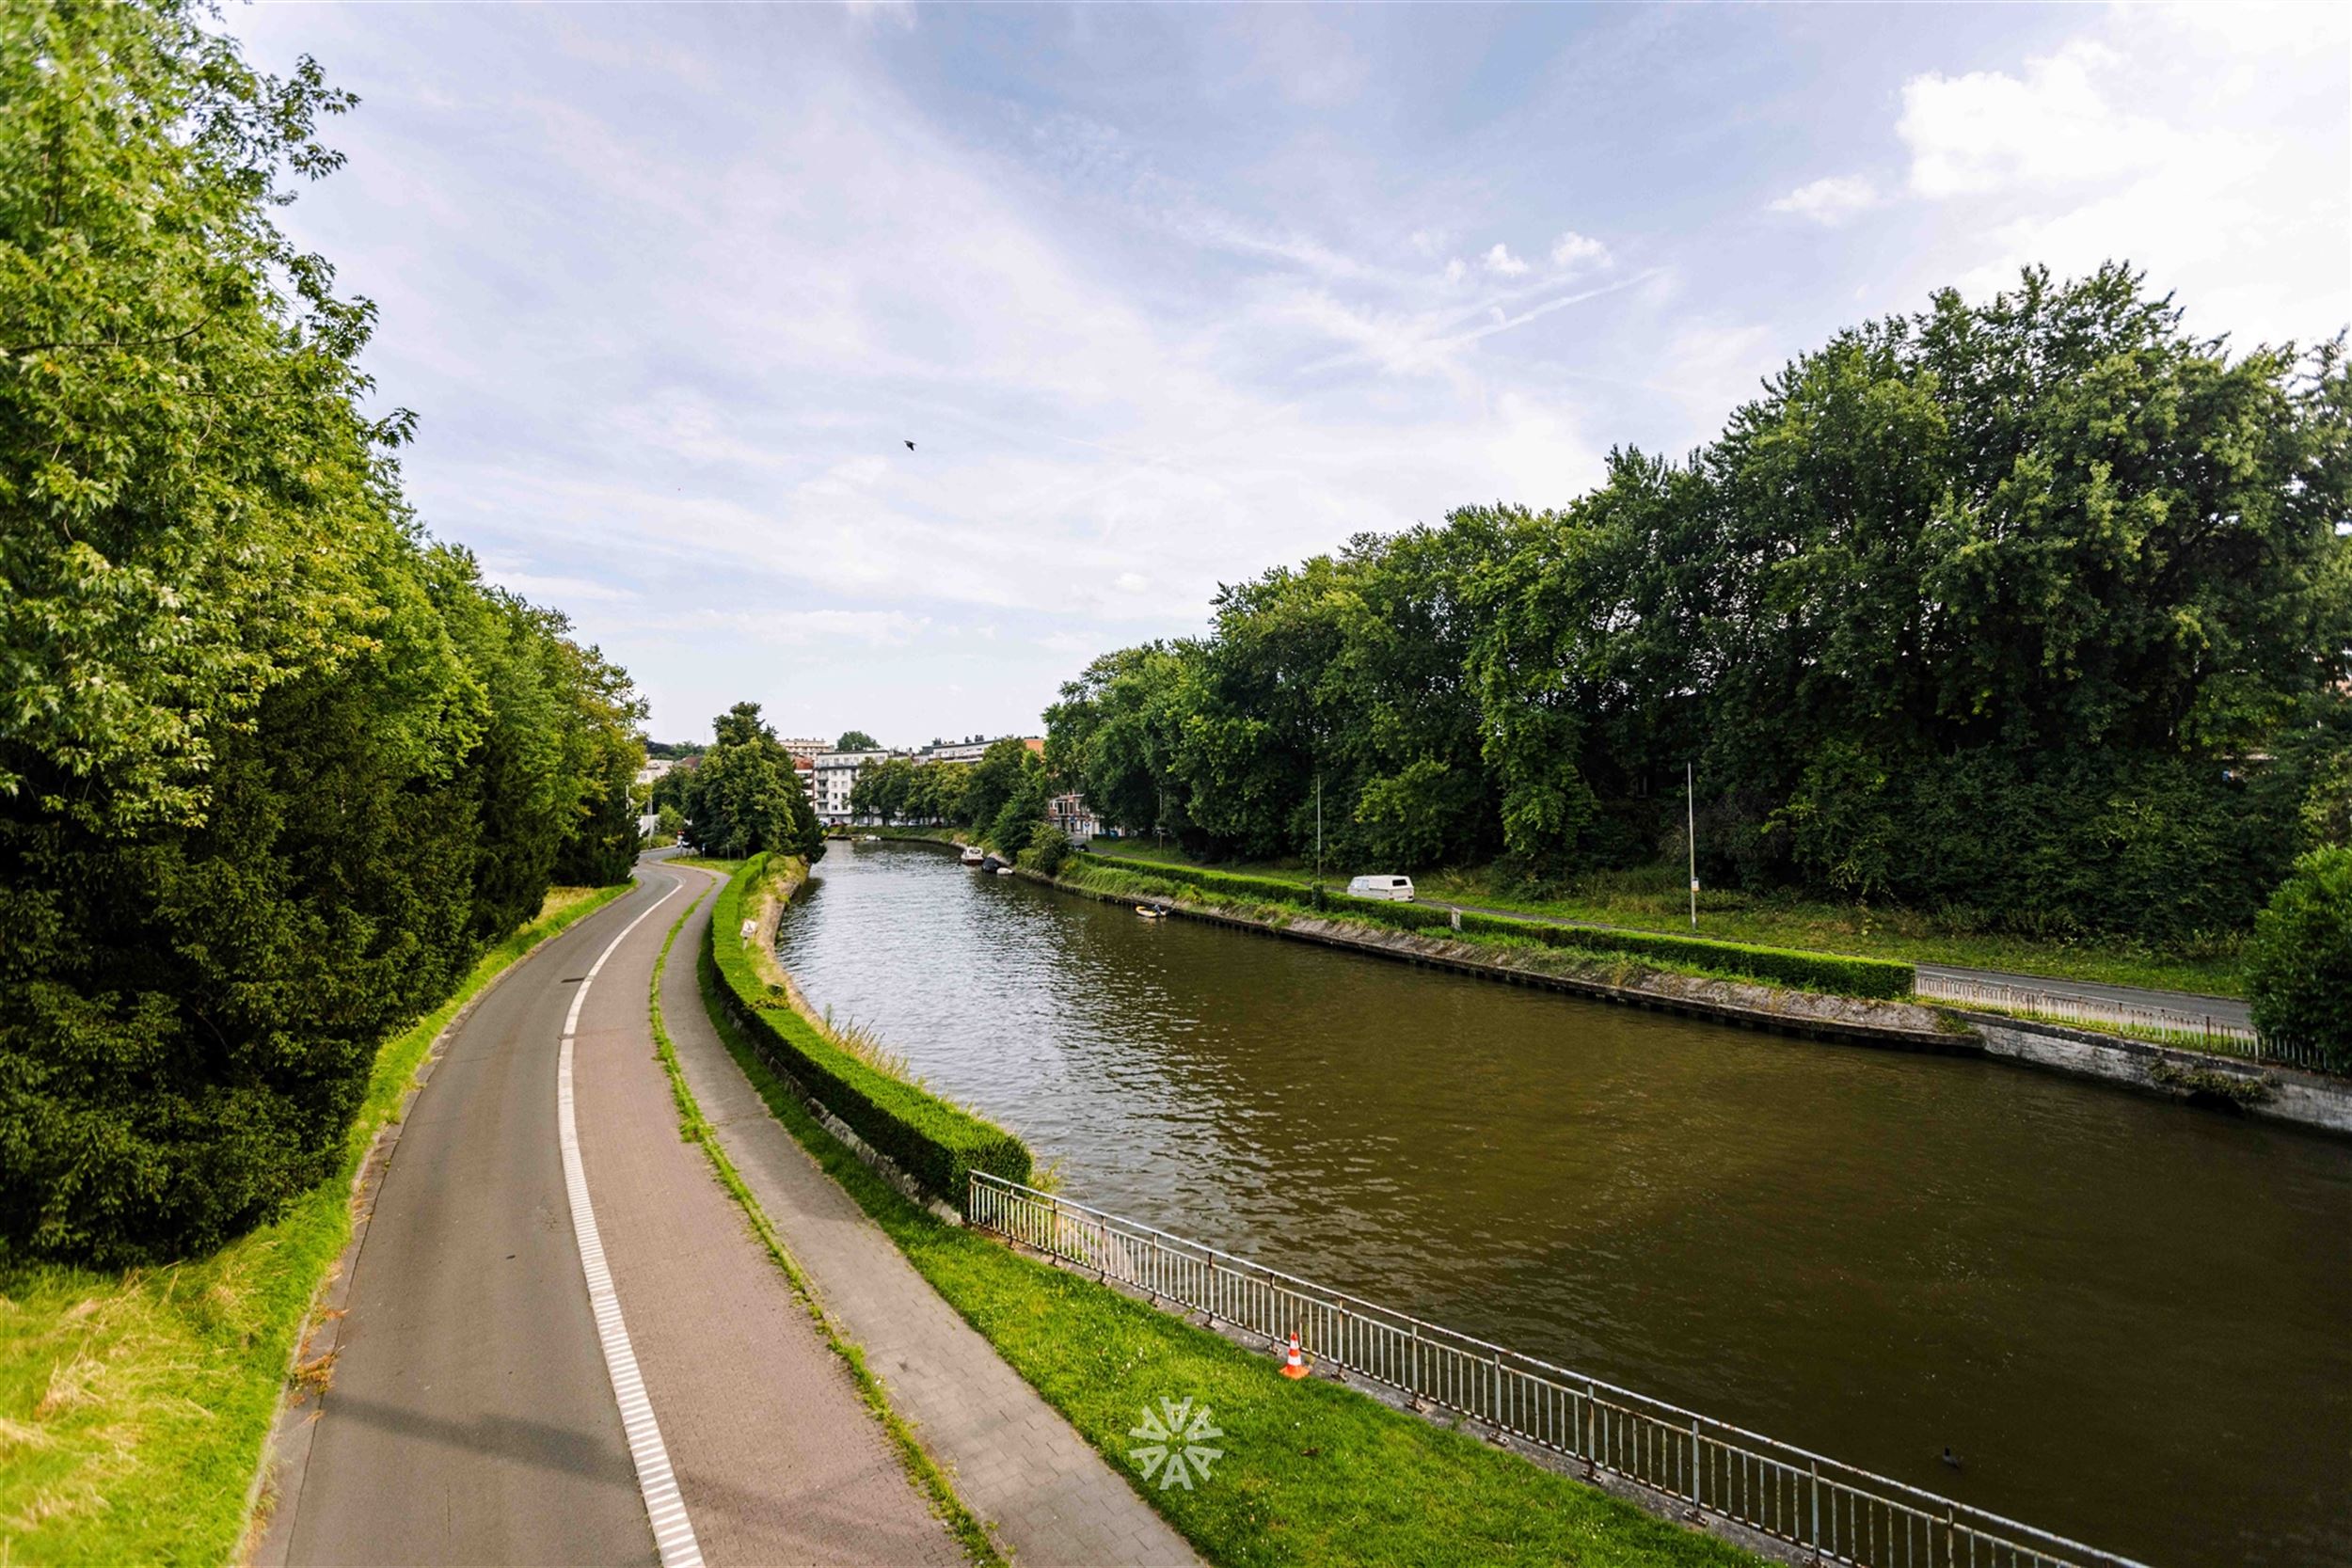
[
  {"left": 0, "top": 4, "right": 648, "bottom": 1264},
  {"left": 685, "top": 703, "right": 823, "bottom": 862},
  {"left": 850, "top": 755, "right": 916, "bottom": 823},
  {"left": 2246, "top": 847, "right": 2352, "bottom": 1070},
  {"left": 962, "top": 737, "right": 1037, "bottom": 835},
  {"left": 1042, "top": 265, "right": 2350, "bottom": 942},
  {"left": 835, "top": 729, "right": 881, "bottom": 752}
]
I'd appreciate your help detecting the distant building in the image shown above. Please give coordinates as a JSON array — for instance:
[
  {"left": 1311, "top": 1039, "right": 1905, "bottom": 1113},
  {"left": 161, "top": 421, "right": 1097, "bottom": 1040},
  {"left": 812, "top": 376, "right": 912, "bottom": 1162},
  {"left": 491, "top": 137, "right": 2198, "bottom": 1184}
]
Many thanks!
[
  {"left": 792, "top": 752, "right": 816, "bottom": 805},
  {"left": 906, "top": 736, "right": 1042, "bottom": 768},
  {"left": 778, "top": 736, "right": 830, "bottom": 763},
  {"left": 633, "top": 757, "right": 676, "bottom": 788},
  {"left": 813, "top": 749, "right": 892, "bottom": 823},
  {"left": 1045, "top": 792, "right": 1099, "bottom": 843}
]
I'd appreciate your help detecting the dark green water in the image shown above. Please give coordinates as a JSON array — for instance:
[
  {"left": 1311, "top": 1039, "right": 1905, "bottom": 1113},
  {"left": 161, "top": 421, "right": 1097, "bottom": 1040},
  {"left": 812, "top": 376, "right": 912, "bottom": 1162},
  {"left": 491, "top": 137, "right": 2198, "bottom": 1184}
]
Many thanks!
[{"left": 775, "top": 842, "right": 2352, "bottom": 1567}]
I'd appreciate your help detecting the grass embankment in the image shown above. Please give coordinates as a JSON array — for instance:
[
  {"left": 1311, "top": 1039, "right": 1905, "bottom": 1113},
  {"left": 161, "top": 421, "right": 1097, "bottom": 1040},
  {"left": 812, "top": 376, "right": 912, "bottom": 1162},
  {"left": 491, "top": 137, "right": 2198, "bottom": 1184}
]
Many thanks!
[
  {"left": 646, "top": 879, "right": 1001, "bottom": 1565},
  {"left": 0, "top": 880, "right": 635, "bottom": 1566},
  {"left": 710, "top": 858, "right": 1030, "bottom": 1196},
  {"left": 691, "top": 945, "right": 1756, "bottom": 1568},
  {"left": 1090, "top": 842, "right": 2242, "bottom": 999},
  {"left": 1063, "top": 854, "right": 1916, "bottom": 1002}
]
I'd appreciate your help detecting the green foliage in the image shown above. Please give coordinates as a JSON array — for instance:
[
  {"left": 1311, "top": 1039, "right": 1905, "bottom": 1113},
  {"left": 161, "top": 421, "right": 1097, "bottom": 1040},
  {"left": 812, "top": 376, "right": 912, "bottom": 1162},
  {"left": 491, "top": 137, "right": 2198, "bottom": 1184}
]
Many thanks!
[
  {"left": 834, "top": 729, "right": 881, "bottom": 752},
  {"left": 656, "top": 803, "right": 685, "bottom": 838},
  {"left": 2245, "top": 847, "right": 2352, "bottom": 1070},
  {"left": 706, "top": 858, "right": 1030, "bottom": 1198},
  {"left": 1047, "top": 268, "right": 2350, "bottom": 945},
  {"left": 0, "top": 3, "right": 642, "bottom": 1266},
  {"left": 680, "top": 702, "right": 822, "bottom": 863},
  {"left": 1024, "top": 824, "right": 1073, "bottom": 876}
]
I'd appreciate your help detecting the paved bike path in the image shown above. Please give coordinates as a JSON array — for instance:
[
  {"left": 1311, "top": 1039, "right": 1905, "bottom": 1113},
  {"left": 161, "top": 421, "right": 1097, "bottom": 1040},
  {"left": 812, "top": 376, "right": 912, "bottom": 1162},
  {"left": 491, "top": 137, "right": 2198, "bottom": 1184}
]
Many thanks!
[
  {"left": 269, "top": 864, "right": 961, "bottom": 1565},
  {"left": 659, "top": 883, "right": 1201, "bottom": 1568}
]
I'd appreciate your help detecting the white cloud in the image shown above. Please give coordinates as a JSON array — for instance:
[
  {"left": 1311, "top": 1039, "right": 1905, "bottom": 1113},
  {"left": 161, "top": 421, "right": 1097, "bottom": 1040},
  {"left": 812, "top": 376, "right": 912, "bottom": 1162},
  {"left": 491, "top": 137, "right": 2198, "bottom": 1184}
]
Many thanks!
[
  {"left": 1442, "top": 257, "right": 1467, "bottom": 284},
  {"left": 1113, "top": 571, "right": 1149, "bottom": 594},
  {"left": 1549, "top": 230, "right": 1611, "bottom": 269},
  {"left": 1899, "top": 43, "right": 2169, "bottom": 198},
  {"left": 1767, "top": 175, "right": 1881, "bottom": 227},
  {"left": 1482, "top": 243, "right": 1530, "bottom": 277}
]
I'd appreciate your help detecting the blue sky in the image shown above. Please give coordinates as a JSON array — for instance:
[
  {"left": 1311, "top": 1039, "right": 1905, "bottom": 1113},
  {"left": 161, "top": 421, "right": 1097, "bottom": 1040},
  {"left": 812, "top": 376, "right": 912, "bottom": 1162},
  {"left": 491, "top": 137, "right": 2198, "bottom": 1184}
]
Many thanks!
[{"left": 233, "top": 3, "right": 2351, "bottom": 746}]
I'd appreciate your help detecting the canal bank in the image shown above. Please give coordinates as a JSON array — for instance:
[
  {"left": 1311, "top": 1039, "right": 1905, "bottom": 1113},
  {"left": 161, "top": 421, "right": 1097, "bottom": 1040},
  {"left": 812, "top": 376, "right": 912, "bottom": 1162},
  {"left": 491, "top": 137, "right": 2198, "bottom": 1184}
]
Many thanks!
[
  {"left": 774, "top": 840, "right": 2352, "bottom": 1568},
  {"left": 1032, "top": 847, "right": 2352, "bottom": 1139}
]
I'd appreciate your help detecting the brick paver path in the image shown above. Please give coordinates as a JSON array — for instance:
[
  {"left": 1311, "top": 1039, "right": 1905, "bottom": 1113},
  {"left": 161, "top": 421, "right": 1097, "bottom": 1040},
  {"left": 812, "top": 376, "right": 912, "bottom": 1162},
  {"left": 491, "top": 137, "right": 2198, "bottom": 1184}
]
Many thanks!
[{"left": 663, "top": 868, "right": 1201, "bottom": 1568}]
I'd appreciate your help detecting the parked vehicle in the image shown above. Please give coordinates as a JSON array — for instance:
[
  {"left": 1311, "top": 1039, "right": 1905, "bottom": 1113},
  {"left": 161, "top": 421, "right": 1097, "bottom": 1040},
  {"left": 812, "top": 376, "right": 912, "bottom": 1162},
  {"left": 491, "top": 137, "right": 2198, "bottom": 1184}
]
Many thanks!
[{"left": 1345, "top": 874, "right": 1416, "bottom": 902}]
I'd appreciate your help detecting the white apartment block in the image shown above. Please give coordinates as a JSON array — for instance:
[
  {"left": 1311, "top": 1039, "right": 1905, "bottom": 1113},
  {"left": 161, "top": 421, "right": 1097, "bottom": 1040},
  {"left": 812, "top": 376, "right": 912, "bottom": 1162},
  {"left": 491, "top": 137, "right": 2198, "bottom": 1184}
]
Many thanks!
[{"left": 812, "top": 749, "right": 892, "bottom": 823}]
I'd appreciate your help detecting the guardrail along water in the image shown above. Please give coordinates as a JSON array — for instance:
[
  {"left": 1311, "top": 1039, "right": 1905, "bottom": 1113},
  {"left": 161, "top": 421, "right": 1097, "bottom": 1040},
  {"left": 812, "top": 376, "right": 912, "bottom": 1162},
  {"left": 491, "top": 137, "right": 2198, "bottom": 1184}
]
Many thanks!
[
  {"left": 775, "top": 842, "right": 2352, "bottom": 1568},
  {"left": 970, "top": 1173, "right": 2142, "bottom": 1568}
]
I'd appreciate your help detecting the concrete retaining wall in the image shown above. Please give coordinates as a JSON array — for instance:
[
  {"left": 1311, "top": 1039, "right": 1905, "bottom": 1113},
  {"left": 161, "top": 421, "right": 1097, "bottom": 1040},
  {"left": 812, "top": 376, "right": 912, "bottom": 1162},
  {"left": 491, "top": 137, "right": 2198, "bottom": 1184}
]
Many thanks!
[{"left": 1955, "top": 1012, "right": 2352, "bottom": 1136}]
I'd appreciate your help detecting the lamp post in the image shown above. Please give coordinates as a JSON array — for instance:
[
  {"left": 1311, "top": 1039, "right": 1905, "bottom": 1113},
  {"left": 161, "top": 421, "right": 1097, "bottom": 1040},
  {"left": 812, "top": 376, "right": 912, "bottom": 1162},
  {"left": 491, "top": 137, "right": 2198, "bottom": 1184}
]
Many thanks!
[{"left": 1687, "top": 760, "right": 1698, "bottom": 930}]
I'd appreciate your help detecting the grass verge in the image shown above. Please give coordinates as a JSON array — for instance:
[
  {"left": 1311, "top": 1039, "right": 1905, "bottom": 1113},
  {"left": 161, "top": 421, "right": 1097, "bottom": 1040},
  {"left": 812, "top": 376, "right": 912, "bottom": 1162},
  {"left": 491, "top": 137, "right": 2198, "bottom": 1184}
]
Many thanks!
[
  {"left": 691, "top": 942, "right": 1758, "bottom": 1568},
  {"left": 0, "top": 880, "right": 635, "bottom": 1566},
  {"left": 646, "top": 877, "right": 1003, "bottom": 1565},
  {"left": 1088, "top": 842, "right": 2243, "bottom": 999}
]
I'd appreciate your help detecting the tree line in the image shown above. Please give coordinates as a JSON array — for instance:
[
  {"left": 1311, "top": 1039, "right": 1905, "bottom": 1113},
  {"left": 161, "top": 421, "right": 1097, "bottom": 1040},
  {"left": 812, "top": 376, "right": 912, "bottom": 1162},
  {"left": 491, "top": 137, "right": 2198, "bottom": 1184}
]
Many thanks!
[
  {"left": 1, "top": 2, "right": 644, "bottom": 1264},
  {"left": 1048, "top": 266, "right": 2352, "bottom": 948},
  {"left": 845, "top": 738, "right": 1052, "bottom": 852}
]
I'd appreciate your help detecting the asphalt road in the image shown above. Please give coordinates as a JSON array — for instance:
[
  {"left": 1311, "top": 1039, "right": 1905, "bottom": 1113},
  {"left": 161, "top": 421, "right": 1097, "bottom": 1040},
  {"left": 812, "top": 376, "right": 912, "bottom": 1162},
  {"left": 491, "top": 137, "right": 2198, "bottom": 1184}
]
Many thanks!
[{"left": 273, "top": 861, "right": 960, "bottom": 1566}]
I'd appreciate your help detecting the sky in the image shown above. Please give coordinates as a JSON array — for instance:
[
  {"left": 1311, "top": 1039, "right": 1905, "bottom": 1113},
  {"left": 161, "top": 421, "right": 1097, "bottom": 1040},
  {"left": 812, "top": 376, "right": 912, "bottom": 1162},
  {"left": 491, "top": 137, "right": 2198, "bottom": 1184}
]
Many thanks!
[{"left": 230, "top": 2, "right": 2352, "bottom": 746}]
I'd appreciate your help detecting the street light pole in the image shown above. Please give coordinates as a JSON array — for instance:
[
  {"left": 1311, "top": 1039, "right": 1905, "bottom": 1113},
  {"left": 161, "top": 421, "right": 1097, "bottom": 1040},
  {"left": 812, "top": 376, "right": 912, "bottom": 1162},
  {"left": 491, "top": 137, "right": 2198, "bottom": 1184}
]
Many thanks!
[
  {"left": 1687, "top": 760, "right": 1698, "bottom": 930},
  {"left": 1315, "top": 770, "right": 1324, "bottom": 899}
]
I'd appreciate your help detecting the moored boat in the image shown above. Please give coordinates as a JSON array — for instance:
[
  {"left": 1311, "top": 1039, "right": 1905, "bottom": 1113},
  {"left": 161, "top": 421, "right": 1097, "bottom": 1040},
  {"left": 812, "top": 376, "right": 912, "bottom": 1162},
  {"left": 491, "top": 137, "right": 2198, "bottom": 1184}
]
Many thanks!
[{"left": 961, "top": 845, "right": 985, "bottom": 865}]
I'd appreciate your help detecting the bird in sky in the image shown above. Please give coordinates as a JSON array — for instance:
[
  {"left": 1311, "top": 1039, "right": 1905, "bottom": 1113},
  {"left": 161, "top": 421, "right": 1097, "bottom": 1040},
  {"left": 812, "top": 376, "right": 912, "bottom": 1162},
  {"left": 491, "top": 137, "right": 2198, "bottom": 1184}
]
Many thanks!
[{"left": 904, "top": 439, "right": 915, "bottom": 451}]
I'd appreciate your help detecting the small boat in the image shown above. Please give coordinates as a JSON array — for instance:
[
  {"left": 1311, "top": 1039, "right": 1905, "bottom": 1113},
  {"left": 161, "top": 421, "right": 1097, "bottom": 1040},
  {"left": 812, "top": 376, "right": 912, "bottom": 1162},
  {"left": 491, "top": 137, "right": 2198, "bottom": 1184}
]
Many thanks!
[
  {"left": 994, "top": 865, "right": 1015, "bottom": 876},
  {"left": 856, "top": 833, "right": 880, "bottom": 843},
  {"left": 1135, "top": 904, "right": 1167, "bottom": 920},
  {"left": 961, "top": 846, "right": 985, "bottom": 865}
]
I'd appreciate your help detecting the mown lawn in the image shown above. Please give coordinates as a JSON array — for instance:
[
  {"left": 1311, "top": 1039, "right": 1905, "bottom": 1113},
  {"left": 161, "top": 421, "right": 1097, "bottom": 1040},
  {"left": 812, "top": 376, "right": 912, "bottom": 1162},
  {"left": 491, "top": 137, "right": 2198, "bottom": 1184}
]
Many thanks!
[
  {"left": 694, "top": 944, "right": 1759, "bottom": 1568},
  {"left": 0, "top": 881, "right": 634, "bottom": 1566},
  {"left": 1086, "top": 842, "right": 2244, "bottom": 1000}
]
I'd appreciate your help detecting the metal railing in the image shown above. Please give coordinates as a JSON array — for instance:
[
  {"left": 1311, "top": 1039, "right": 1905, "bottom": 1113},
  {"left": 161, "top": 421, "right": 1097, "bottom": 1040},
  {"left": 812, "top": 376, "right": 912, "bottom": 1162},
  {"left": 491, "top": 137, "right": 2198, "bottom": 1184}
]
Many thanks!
[
  {"left": 1909, "top": 974, "right": 2332, "bottom": 1071},
  {"left": 969, "top": 1171, "right": 2148, "bottom": 1568}
]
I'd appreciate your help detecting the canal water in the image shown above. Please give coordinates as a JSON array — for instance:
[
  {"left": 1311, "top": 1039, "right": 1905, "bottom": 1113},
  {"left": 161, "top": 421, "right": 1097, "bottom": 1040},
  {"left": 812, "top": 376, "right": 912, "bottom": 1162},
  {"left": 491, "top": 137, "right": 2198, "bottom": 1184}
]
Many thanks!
[{"left": 774, "top": 843, "right": 2352, "bottom": 1567}]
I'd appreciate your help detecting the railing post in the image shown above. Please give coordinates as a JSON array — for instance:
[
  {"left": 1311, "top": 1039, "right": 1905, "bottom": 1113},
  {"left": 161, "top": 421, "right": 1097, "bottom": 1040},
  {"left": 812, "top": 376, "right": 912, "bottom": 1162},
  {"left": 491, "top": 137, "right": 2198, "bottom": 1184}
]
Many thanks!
[
  {"left": 1691, "top": 1418, "right": 1702, "bottom": 1507},
  {"left": 1810, "top": 1460, "right": 1820, "bottom": 1560}
]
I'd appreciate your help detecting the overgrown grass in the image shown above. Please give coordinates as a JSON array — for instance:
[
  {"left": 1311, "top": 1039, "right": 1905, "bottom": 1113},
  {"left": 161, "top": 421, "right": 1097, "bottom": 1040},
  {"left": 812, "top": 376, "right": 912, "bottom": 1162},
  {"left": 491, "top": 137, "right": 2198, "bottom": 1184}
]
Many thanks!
[
  {"left": 1089, "top": 842, "right": 2243, "bottom": 999},
  {"left": 646, "top": 879, "right": 1002, "bottom": 1565},
  {"left": 691, "top": 945, "right": 1758, "bottom": 1568},
  {"left": 0, "top": 880, "right": 635, "bottom": 1566}
]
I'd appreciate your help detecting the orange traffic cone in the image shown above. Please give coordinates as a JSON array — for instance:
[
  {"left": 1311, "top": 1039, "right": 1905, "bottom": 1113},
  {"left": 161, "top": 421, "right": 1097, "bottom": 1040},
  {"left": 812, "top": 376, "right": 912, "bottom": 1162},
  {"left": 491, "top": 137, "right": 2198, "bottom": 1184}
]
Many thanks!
[{"left": 1279, "top": 1330, "right": 1309, "bottom": 1380}]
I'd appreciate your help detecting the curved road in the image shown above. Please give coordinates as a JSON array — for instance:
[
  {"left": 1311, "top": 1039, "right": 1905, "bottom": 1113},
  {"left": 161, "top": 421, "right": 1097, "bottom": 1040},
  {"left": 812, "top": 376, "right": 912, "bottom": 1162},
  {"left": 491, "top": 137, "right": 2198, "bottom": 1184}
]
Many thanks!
[{"left": 265, "top": 859, "right": 962, "bottom": 1566}]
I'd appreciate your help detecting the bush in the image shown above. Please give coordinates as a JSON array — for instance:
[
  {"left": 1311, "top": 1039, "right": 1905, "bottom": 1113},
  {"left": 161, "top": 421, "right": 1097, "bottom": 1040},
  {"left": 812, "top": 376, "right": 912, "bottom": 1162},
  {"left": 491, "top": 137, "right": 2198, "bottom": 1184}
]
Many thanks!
[
  {"left": 707, "top": 859, "right": 1031, "bottom": 1200},
  {"left": 1025, "top": 824, "right": 1073, "bottom": 875},
  {"left": 2246, "top": 847, "right": 2352, "bottom": 1071}
]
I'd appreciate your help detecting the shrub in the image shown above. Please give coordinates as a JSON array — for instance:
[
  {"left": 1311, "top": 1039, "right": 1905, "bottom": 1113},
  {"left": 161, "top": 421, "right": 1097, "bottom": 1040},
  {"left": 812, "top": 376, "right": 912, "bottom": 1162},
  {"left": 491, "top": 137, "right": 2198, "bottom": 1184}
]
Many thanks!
[
  {"left": 2246, "top": 847, "right": 2352, "bottom": 1071},
  {"left": 1025, "top": 824, "right": 1073, "bottom": 875},
  {"left": 707, "top": 859, "right": 1032, "bottom": 1200}
]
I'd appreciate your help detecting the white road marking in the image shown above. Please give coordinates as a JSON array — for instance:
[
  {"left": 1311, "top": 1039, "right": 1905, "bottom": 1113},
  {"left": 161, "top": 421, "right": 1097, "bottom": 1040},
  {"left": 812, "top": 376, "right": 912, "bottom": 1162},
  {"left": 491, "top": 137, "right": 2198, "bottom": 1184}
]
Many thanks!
[{"left": 557, "top": 879, "right": 703, "bottom": 1568}]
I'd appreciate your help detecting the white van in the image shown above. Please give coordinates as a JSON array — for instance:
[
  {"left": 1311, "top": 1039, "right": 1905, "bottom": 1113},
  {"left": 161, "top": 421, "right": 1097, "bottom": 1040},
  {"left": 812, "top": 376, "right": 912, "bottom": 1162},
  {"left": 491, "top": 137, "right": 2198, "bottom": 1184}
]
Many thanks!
[{"left": 1346, "top": 875, "right": 1416, "bottom": 902}]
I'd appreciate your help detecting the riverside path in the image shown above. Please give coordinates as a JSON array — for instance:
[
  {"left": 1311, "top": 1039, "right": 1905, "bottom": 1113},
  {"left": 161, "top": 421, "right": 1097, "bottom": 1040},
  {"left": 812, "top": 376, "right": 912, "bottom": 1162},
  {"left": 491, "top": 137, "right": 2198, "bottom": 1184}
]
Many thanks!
[{"left": 262, "top": 855, "right": 1193, "bottom": 1567}]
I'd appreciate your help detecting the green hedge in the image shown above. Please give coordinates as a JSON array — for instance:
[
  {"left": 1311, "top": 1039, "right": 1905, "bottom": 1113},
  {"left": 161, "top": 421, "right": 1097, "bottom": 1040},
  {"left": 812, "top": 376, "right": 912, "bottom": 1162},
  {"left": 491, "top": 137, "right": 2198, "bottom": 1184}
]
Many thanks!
[
  {"left": 707, "top": 858, "right": 1031, "bottom": 1201},
  {"left": 1088, "top": 854, "right": 1914, "bottom": 999}
]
